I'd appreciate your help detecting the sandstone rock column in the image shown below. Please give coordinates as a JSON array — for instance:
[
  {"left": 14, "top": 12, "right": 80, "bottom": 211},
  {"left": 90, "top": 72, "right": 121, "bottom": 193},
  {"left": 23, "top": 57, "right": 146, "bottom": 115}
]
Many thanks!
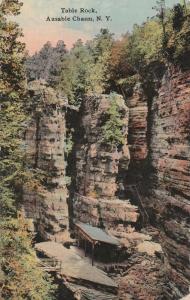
[
  {"left": 23, "top": 80, "right": 69, "bottom": 242},
  {"left": 73, "top": 94, "right": 139, "bottom": 235}
]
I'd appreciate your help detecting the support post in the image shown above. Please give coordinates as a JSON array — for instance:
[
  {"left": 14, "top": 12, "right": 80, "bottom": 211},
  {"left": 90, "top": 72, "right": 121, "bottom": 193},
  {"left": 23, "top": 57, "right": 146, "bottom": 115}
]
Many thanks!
[
  {"left": 77, "top": 231, "right": 80, "bottom": 247},
  {"left": 85, "top": 239, "right": 87, "bottom": 257},
  {"left": 92, "top": 243, "right": 94, "bottom": 266}
]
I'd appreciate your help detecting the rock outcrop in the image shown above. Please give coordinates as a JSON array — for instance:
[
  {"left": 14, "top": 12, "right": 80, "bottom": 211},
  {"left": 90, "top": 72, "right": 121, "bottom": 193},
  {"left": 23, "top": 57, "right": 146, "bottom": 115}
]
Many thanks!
[
  {"left": 117, "top": 253, "right": 166, "bottom": 300},
  {"left": 126, "top": 83, "right": 148, "bottom": 164},
  {"left": 72, "top": 94, "right": 140, "bottom": 242},
  {"left": 23, "top": 80, "right": 69, "bottom": 241},
  {"left": 144, "top": 67, "right": 190, "bottom": 298},
  {"left": 122, "top": 67, "right": 190, "bottom": 298},
  {"left": 74, "top": 194, "right": 139, "bottom": 239},
  {"left": 74, "top": 94, "right": 130, "bottom": 198}
]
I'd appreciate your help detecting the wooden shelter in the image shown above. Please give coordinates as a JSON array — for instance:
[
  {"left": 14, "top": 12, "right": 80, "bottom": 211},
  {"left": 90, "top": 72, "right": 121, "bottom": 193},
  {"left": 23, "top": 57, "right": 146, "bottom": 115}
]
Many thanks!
[{"left": 75, "top": 223, "right": 120, "bottom": 265}]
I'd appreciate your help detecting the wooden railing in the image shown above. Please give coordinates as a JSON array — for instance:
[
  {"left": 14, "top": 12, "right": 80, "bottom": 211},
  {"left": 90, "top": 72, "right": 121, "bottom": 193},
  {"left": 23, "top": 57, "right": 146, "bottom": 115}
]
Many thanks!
[{"left": 38, "top": 258, "right": 62, "bottom": 272}]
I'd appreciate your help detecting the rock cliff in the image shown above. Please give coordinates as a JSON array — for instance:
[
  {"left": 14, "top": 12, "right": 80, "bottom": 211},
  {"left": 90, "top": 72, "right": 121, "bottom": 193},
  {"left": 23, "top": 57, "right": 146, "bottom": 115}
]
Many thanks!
[
  {"left": 126, "top": 67, "right": 190, "bottom": 298},
  {"left": 23, "top": 80, "right": 69, "bottom": 241},
  {"left": 126, "top": 83, "right": 148, "bottom": 164},
  {"left": 72, "top": 94, "right": 140, "bottom": 240},
  {"left": 146, "top": 66, "right": 190, "bottom": 298}
]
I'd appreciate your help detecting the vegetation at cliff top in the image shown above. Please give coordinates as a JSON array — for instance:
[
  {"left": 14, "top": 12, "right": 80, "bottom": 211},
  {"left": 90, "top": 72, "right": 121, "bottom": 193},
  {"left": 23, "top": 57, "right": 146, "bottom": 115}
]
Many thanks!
[{"left": 26, "top": 2, "right": 190, "bottom": 103}]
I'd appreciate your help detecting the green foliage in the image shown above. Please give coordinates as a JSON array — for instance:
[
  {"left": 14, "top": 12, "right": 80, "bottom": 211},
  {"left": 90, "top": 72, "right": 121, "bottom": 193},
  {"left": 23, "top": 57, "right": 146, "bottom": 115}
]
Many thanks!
[
  {"left": 85, "top": 29, "right": 114, "bottom": 94},
  {"left": 164, "top": 3, "right": 190, "bottom": 65},
  {"left": 26, "top": 40, "right": 67, "bottom": 86},
  {"left": 153, "top": 0, "right": 166, "bottom": 38},
  {"left": 0, "top": 218, "right": 56, "bottom": 300},
  {"left": 0, "top": 1, "right": 57, "bottom": 299},
  {"left": 25, "top": 3, "right": 190, "bottom": 105},
  {"left": 117, "top": 74, "right": 139, "bottom": 97},
  {"left": 59, "top": 39, "right": 91, "bottom": 105},
  {"left": 58, "top": 29, "right": 113, "bottom": 105},
  {"left": 65, "top": 130, "right": 74, "bottom": 156},
  {"left": 0, "top": 186, "right": 16, "bottom": 217},
  {"left": 126, "top": 20, "right": 163, "bottom": 72},
  {"left": 28, "top": 29, "right": 113, "bottom": 105},
  {"left": 172, "top": 3, "right": 185, "bottom": 31},
  {"left": 0, "top": 0, "right": 27, "bottom": 216},
  {"left": 102, "top": 94, "right": 125, "bottom": 147}
]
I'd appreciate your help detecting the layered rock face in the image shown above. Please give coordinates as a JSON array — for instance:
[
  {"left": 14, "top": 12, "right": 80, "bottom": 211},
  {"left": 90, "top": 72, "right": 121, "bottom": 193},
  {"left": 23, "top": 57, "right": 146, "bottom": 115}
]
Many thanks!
[
  {"left": 73, "top": 94, "right": 139, "bottom": 238},
  {"left": 126, "top": 83, "right": 148, "bottom": 165},
  {"left": 122, "top": 68, "right": 190, "bottom": 298},
  {"left": 23, "top": 80, "right": 69, "bottom": 241},
  {"left": 74, "top": 194, "right": 139, "bottom": 236},
  {"left": 75, "top": 94, "right": 130, "bottom": 198},
  {"left": 124, "top": 83, "right": 149, "bottom": 223},
  {"left": 121, "top": 82, "right": 149, "bottom": 224},
  {"left": 145, "top": 67, "right": 190, "bottom": 297}
]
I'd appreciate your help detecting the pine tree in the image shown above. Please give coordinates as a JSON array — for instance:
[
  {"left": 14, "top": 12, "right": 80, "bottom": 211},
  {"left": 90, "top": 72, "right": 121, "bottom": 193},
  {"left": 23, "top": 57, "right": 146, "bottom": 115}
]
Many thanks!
[
  {"left": 59, "top": 39, "right": 92, "bottom": 105},
  {"left": 153, "top": 0, "right": 167, "bottom": 44},
  {"left": 26, "top": 40, "right": 67, "bottom": 85},
  {"left": 0, "top": 0, "right": 26, "bottom": 215},
  {"left": 86, "top": 29, "right": 114, "bottom": 94}
]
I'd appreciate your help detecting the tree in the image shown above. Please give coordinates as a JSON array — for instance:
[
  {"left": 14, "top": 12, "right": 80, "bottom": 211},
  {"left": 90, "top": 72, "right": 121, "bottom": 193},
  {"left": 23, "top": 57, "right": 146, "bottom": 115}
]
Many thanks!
[
  {"left": 164, "top": 3, "right": 190, "bottom": 66},
  {"left": 0, "top": 1, "right": 56, "bottom": 298},
  {"left": 59, "top": 39, "right": 91, "bottom": 105},
  {"left": 153, "top": 0, "right": 166, "bottom": 39},
  {"left": 172, "top": 4, "right": 185, "bottom": 31},
  {"left": 182, "top": 0, "right": 187, "bottom": 14},
  {"left": 0, "top": 0, "right": 27, "bottom": 215},
  {"left": 26, "top": 40, "right": 67, "bottom": 86},
  {"left": 0, "top": 218, "right": 56, "bottom": 300},
  {"left": 86, "top": 29, "right": 114, "bottom": 94},
  {"left": 125, "top": 20, "right": 163, "bottom": 72},
  {"left": 109, "top": 34, "right": 133, "bottom": 81}
]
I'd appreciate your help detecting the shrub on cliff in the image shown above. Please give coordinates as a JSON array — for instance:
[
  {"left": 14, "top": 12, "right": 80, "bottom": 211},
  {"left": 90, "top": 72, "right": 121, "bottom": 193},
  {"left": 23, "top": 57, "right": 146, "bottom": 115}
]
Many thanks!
[
  {"left": 0, "top": 218, "right": 56, "bottom": 300},
  {"left": 101, "top": 94, "right": 125, "bottom": 148}
]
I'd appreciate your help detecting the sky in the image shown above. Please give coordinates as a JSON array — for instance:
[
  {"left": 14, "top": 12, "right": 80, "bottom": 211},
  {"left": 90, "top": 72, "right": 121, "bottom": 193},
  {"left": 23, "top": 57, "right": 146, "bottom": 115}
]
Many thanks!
[{"left": 12, "top": 0, "right": 180, "bottom": 54}]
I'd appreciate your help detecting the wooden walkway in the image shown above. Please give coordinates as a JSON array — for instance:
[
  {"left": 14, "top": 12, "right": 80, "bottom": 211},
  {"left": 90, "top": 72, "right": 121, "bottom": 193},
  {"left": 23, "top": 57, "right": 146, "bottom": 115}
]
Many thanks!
[{"left": 35, "top": 241, "right": 118, "bottom": 294}]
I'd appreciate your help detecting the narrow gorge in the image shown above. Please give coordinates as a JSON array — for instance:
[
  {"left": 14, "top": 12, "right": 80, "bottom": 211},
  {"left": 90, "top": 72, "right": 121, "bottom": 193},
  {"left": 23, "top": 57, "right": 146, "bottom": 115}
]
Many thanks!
[{"left": 22, "top": 65, "right": 190, "bottom": 300}]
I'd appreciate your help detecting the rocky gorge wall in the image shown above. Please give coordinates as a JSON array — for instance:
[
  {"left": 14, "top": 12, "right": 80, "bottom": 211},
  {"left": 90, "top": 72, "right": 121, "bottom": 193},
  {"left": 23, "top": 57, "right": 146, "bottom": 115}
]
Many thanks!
[
  {"left": 126, "top": 67, "right": 190, "bottom": 298},
  {"left": 126, "top": 83, "right": 148, "bottom": 166},
  {"left": 146, "top": 67, "right": 190, "bottom": 297}
]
